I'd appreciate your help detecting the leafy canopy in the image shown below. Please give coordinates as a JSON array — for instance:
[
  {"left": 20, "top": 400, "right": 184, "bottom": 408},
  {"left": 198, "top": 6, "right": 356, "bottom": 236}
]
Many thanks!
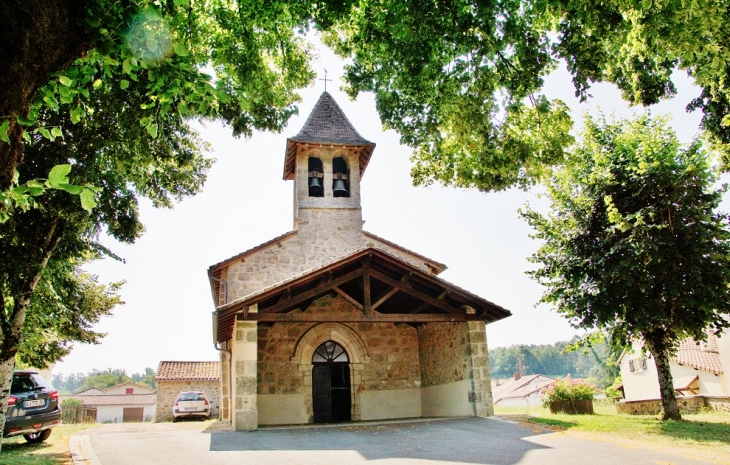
[
  {"left": 324, "top": 0, "right": 730, "bottom": 191},
  {"left": 522, "top": 114, "right": 730, "bottom": 351}
]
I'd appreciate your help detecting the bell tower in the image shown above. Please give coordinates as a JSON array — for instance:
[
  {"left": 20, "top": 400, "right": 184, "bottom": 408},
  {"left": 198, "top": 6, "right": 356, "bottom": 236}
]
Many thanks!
[{"left": 283, "top": 92, "right": 376, "bottom": 236}]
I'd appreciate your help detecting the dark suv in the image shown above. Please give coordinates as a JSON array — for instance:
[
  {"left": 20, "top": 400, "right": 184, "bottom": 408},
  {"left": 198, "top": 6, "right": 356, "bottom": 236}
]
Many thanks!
[{"left": 4, "top": 370, "right": 61, "bottom": 443}]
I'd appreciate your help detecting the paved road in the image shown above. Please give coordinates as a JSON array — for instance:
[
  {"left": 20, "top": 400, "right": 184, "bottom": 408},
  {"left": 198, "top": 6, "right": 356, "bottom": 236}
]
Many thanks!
[{"left": 75, "top": 417, "right": 718, "bottom": 465}]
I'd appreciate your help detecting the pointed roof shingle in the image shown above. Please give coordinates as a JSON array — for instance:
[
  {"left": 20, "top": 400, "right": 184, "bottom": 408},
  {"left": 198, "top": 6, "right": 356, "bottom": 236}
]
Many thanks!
[{"left": 283, "top": 92, "right": 376, "bottom": 180}]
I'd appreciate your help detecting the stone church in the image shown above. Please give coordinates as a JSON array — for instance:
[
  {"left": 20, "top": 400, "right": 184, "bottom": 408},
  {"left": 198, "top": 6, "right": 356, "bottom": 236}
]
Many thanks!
[{"left": 208, "top": 92, "right": 511, "bottom": 430}]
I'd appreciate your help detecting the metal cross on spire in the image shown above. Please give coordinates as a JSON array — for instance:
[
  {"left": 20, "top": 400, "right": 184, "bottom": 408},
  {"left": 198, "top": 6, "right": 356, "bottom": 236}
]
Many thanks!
[{"left": 319, "top": 69, "right": 332, "bottom": 91}]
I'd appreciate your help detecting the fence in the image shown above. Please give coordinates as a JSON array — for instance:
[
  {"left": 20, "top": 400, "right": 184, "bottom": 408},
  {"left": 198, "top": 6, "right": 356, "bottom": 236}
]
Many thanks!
[{"left": 61, "top": 401, "right": 97, "bottom": 424}]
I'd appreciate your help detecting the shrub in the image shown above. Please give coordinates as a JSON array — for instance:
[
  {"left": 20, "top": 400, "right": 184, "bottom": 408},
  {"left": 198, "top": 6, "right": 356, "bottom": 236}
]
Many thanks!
[
  {"left": 541, "top": 377, "right": 599, "bottom": 408},
  {"left": 61, "top": 398, "right": 83, "bottom": 424}
]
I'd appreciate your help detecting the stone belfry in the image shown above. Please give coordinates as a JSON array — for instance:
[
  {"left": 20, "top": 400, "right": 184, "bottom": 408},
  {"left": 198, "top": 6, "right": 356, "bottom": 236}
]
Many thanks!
[
  {"left": 283, "top": 92, "right": 376, "bottom": 242},
  {"left": 209, "top": 90, "right": 510, "bottom": 431}
]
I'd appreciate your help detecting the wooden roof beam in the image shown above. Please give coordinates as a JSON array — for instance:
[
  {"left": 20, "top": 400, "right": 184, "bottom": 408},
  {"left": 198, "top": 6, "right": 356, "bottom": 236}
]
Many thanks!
[
  {"left": 260, "top": 269, "right": 363, "bottom": 314},
  {"left": 369, "top": 269, "right": 462, "bottom": 315}
]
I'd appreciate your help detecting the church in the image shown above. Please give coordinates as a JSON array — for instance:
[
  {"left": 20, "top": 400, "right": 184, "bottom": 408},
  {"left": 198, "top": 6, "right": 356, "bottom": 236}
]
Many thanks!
[{"left": 208, "top": 91, "right": 512, "bottom": 430}]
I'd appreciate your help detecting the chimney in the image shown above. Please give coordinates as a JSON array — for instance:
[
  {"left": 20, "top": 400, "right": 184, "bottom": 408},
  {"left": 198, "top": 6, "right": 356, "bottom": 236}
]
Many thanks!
[{"left": 514, "top": 373, "right": 521, "bottom": 381}]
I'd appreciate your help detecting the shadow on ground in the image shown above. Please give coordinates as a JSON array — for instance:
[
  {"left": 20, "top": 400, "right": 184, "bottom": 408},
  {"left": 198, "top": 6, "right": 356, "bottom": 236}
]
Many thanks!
[{"left": 209, "top": 417, "right": 551, "bottom": 465}]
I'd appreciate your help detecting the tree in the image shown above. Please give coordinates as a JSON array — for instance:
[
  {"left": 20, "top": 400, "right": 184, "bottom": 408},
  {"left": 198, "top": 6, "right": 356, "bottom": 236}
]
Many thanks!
[
  {"left": 0, "top": 53, "right": 212, "bottom": 445},
  {"left": 79, "top": 368, "right": 134, "bottom": 391},
  {"left": 0, "top": 0, "right": 333, "bottom": 190},
  {"left": 16, "top": 266, "right": 122, "bottom": 369},
  {"left": 132, "top": 368, "right": 157, "bottom": 389},
  {"left": 522, "top": 115, "right": 730, "bottom": 420},
  {"left": 324, "top": 0, "right": 730, "bottom": 191}
]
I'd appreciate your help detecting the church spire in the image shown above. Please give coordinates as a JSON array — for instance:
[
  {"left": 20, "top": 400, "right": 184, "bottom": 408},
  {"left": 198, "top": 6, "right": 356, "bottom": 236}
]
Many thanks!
[{"left": 283, "top": 92, "right": 376, "bottom": 181}]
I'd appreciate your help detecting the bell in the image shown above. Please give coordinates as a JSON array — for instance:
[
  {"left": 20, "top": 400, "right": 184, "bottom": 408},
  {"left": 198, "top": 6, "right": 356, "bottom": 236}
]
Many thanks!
[
  {"left": 309, "top": 176, "right": 323, "bottom": 196},
  {"left": 333, "top": 179, "right": 348, "bottom": 197}
]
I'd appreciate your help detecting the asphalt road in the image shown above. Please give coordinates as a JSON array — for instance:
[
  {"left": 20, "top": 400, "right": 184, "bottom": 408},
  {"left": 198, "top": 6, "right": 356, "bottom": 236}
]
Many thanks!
[{"left": 74, "top": 417, "right": 718, "bottom": 465}]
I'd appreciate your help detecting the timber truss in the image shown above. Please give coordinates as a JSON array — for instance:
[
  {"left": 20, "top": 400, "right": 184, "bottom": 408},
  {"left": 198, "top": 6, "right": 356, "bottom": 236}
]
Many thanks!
[{"left": 213, "top": 248, "right": 511, "bottom": 344}]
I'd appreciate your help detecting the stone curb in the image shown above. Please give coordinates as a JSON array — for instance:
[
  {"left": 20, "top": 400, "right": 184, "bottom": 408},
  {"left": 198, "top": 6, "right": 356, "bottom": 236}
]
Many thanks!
[{"left": 70, "top": 434, "right": 102, "bottom": 465}]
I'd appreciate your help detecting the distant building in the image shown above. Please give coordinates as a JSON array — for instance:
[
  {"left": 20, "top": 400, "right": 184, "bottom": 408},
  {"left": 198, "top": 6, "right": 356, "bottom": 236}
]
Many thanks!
[
  {"left": 492, "top": 374, "right": 556, "bottom": 407},
  {"left": 155, "top": 361, "right": 220, "bottom": 422},
  {"left": 61, "top": 382, "right": 156, "bottom": 423},
  {"left": 619, "top": 331, "right": 730, "bottom": 401}
]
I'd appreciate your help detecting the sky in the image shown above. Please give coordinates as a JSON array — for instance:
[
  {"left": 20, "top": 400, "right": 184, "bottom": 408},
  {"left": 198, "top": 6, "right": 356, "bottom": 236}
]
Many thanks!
[{"left": 53, "top": 36, "right": 710, "bottom": 377}]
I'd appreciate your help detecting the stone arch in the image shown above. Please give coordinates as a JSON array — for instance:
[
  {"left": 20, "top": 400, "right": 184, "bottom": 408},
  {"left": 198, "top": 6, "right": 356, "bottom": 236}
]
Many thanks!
[
  {"left": 292, "top": 322, "right": 370, "bottom": 364},
  {"left": 292, "top": 323, "right": 370, "bottom": 422}
]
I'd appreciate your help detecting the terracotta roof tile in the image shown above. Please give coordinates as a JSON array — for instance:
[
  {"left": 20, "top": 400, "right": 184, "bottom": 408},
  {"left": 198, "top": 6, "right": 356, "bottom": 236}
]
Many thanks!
[
  {"left": 492, "top": 375, "right": 555, "bottom": 403},
  {"left": 155, "top": 361, "right": 220, "bottom": 381},
  {"left": 60, "top": 394, "right": 157, "bottom": 406},
  {"left": 672, "top": 335, "right": 723, "bottom": 375}
]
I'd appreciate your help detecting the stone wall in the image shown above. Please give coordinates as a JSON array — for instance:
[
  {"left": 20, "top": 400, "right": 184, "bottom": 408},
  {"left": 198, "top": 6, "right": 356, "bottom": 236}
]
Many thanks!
[
  {"left": 156, "top": 379, "right": 220, "bottom": 422},
  {"left": 615, "top": 396, "right": 730, "bottom": 415},
  {"left": 418, "top": 322, "right": 469, "bottom": 387},
  {"left": 257, "top": 294, "right": 421, "bottom": 423},
  {"left": 417, "top": 321, "right": 493, "bottom": 417}
]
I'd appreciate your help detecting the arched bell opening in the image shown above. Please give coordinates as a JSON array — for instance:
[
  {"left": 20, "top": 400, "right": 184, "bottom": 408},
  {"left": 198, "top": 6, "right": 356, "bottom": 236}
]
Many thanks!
[
  {"left": 312, "top": 341, "right": 351, "bottom": 423},
  {"left": 332, "top": 157, "right": 350, "bottom": 198},
  {"left": 308, "top": 157, "right": 324, "bottom": 197}
]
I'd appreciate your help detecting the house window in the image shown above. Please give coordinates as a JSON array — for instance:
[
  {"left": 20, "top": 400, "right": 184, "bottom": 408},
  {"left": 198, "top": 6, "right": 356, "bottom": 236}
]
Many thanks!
[
  {"left": 332, "top": 157, "right": 349, "bottom": 198},
  {"left": 628, "top": 358, "right": 647, "bottom": 373},
  {"left": 308, "top": 157, "right": 324, "bottom": 197},
  {"left": 126, "top": 387, "right": 134, "bottom": 394}
]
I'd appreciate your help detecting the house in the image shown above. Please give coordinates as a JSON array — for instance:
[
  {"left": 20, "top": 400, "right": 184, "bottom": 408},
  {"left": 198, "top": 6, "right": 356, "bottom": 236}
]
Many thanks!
[
  {"left": 61, "top": 382, "right": 156, "bottom": 423},
  {"left": 492, "top": 374, "right": 556, "bottom": 407},
  {"left": 155, "top": 361, "right": 221, "bottom": 422},
  {"left": 208, "top": 91, "right": 512, "bottom": 430},
  {"left": 619, "top": 330, "right": 730, "bottom": 402}
]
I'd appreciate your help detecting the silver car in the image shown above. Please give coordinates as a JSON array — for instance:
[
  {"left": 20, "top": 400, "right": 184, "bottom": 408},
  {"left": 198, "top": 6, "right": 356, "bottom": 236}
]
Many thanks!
[{"left": 172, "top": 391, "right": 210, "bottom": 422}]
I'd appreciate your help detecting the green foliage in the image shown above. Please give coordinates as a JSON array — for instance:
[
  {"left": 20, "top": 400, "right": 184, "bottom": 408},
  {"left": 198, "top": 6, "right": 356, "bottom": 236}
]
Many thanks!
[
  {"left": 541, "top": 377, "right": 599, "bottom": 407},
  {"left": 78, "top": 369, "right": 135, "bottom": 392},
  {"left": 522, "top": 114, "right": 730, "bottom": 418},
  {"left": 523, "top": 114, "right": 730, "bottom": 349},
  {"left": 53, "top": 367, "right": 157, "bottom": 393},
  {"left": 322, "top": 0, "right": 730, "bottom": 191},
  {"left": 489, "top": 335, "right": 621, "bottom": 388},
  {"left": 605, "top": 376, "right": 623, "bottom": 399},
  {"left": 60, "top": 399, "right": 83, "bottom": 424},
  {"left": 16, "top": 266, "right": 123, "bottom": 369}
]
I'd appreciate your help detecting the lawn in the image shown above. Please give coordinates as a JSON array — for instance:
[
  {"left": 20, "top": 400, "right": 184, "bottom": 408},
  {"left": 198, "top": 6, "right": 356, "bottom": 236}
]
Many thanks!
[
  {"left": 1, "top": 424, "right": 94, "bottom": 465},
  {"left": 495, "top": 402, "right": 730, "bottom": 461}
]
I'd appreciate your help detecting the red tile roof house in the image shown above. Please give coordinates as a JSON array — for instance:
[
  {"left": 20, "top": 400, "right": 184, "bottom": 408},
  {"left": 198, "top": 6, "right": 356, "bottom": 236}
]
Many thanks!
[
  {"left": 60, "top": 382, "right": 156, "bottom": 423},
  {"left": 617, "top": 331, "right": 730, "bottom": 414},
  {"left": 155, "top": 361, "right": 221, "bottom": 422},
  {"left": 492, "top": 374, "right": 556, "bottom": 407}
]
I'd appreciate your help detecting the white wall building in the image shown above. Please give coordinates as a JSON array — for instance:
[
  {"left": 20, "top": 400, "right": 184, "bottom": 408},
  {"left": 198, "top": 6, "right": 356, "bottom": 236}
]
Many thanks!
[{"left": 619, "top": 331, "right": 729, "bottom": 401}]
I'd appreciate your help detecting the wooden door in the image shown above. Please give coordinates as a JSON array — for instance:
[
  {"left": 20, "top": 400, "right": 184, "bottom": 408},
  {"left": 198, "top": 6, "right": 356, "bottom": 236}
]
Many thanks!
[
  {"left": 122, "top": 407, "right": 144, "bottom": 422},
  {"left": 312, "top": 364, "right": 332, "bottom": 423}
]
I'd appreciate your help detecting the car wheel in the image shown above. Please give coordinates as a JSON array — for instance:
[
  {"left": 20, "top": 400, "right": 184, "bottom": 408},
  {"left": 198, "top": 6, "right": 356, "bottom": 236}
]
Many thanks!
[
  {"left": 24, "top": 429, "right": 52, "bottom": 444},
  {"left": 173, "top": 416, "right": 178, "bottom": 423}
]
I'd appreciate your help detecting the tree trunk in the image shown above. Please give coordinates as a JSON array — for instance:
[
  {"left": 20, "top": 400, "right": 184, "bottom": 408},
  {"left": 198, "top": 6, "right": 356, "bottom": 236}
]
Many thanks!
[
  {"left": 644, "top": 333, "right": 682, "bottom": 420},
  {"left": 0, "top": 216, "right": 63, "bottom": 447},
  {"left": 0, "top": 0, "right": 92, "bottom": 189},
  {"left": 0, "top": 352, "right": 16, "bottom": 452}
]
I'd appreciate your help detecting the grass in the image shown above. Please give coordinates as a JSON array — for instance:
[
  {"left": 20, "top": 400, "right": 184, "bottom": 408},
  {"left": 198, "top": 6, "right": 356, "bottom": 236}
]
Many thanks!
[
  {"left": 495, "top": 403, "right": 730, "bottom": 461},
  {"left": 0, "top": 424, "right": 94, "bottom": 465}
]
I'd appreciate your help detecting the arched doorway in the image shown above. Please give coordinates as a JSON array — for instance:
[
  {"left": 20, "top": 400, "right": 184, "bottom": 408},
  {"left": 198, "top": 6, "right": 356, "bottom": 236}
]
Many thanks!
[{"left": 312, "top": 341, "right": 351, "bottom": 423}]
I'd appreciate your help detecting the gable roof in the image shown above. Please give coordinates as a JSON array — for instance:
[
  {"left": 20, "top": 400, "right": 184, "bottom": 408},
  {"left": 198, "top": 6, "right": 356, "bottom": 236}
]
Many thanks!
[
  {"left": 363, "top": 231, "right": 447, "bottom": 274},
  {"left": 101, "top": 382, "right": 155, "bottom": 393},
  {"left": 61, "top": 394, "right": 157, "bottom": 406},
  {"left": 283, "top": 92, "right": 376, "bottom": 180},
  {"left": 673, "top": 336, "right": 723, "bottom": 375},
  {"left": 156, "top": 361, "right": 221, "bottom": 381},
  {"left": 492, "top": 375, "right": 555, "bottom": 403},
  {"left": 213, "top": 247, "right": 511, "bottom": 343}
]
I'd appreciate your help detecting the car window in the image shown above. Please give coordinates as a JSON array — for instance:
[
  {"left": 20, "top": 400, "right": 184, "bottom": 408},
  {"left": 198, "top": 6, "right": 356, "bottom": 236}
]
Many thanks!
[
  {"left": 11, "top": 373, "right": 50, "bottom": 394},
  {"left": 178, "top": 393, "right": 205, "bottom": 401}
]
